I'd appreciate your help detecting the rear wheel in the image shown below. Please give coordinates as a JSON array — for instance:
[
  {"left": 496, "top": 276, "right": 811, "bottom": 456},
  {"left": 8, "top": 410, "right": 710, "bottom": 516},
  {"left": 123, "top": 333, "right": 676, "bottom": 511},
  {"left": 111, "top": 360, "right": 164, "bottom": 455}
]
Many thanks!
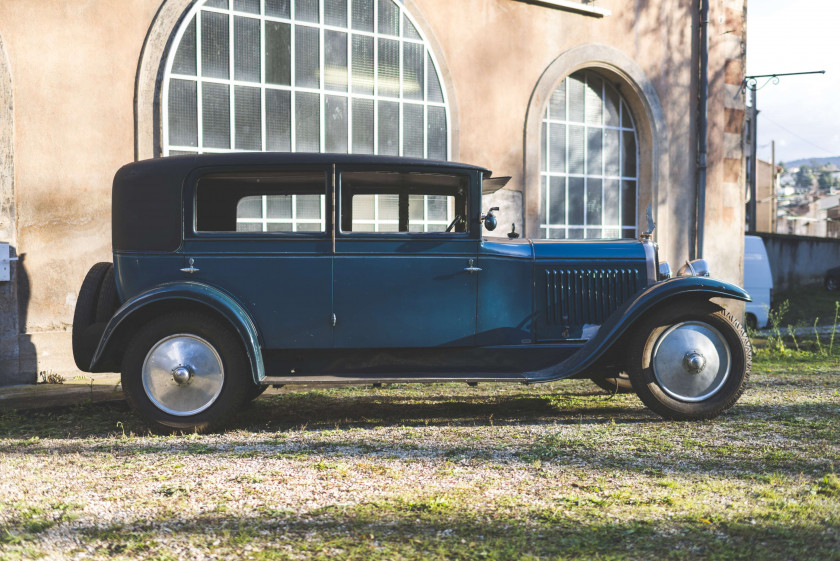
[
  {"left": 628, "top": 301, "right": 751, "bottom": 420},
  {"left": 121, "top": 312, "right": 250, "bottom": 433}
]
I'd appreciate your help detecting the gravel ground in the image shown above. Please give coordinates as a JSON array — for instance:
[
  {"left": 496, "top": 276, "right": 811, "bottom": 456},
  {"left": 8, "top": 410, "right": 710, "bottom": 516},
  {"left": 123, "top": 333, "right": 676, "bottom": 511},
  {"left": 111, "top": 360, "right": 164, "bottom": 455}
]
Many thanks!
[{"left": 1, "top": 361, "right": 839, "bottom": 560}]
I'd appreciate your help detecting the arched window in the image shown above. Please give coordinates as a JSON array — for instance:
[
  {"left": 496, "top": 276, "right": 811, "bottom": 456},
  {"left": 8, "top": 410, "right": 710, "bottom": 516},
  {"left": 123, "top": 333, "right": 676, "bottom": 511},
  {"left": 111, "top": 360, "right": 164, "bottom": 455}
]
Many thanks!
[
  {"left": 539, "top": 70, "right": 638, "bottom": 239},
  {"left": 162, "top": 0, "right": 449, "bottom": 160}
]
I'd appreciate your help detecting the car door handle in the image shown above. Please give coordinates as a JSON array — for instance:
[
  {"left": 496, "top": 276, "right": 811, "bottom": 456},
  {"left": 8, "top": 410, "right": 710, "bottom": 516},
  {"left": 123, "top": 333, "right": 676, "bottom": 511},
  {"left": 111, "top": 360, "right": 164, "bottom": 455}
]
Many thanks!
[
  {"left": 180, "top": 257, "right": 199, "bottom": 274},
  {"left": 464, "top": 259, "right": 481, "bottom": 274}
]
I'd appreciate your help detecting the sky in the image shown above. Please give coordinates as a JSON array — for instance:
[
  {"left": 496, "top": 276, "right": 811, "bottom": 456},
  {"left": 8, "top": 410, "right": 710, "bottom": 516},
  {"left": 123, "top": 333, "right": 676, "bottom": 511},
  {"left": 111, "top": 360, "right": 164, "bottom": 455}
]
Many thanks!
[{"left": 745, "top": 0, "right": 840, "bottom": 164}]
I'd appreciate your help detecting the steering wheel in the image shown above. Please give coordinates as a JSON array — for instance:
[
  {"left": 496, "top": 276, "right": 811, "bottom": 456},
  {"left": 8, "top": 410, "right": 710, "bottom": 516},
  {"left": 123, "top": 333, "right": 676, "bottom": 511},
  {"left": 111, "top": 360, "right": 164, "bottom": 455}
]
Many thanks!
[{"left": 446, "top": 215, "right": 464, "bottom": 233}]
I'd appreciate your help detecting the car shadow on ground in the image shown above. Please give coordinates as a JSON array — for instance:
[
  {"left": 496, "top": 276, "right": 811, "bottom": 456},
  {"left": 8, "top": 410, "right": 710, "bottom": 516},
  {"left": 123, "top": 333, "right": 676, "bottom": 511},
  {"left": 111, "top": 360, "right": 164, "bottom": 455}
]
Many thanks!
[
  {"left": 0, "top": 386, "right": 656, "bottom": 440},
  {"left": 234, "top": 388, "right": 654, "bottom": 430}
]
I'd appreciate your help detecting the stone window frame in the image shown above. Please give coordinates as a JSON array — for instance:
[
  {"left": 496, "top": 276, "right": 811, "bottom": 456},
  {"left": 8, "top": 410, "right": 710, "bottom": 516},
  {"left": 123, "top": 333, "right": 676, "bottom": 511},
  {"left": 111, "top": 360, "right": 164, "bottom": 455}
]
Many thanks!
[
  {"left": 135, "top": 0, "right": 459, "bottom": 162},
  {"left": 524, "top": 45, "right": 669, "bottom": 241}
]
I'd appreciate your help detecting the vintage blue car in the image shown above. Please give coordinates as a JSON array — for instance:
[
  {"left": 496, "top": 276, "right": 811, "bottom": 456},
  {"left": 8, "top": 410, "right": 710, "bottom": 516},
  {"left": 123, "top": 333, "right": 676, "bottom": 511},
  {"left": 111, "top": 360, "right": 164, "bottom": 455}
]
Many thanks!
[{"left": 72, "top": 153, "right": 751, "bottom": 433}]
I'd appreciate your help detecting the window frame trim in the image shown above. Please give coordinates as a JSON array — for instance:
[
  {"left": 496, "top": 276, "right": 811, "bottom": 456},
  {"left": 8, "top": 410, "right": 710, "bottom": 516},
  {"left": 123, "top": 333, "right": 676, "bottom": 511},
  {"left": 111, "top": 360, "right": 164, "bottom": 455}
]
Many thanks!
[
  {"left": 335, "top": 165, "right": 478, "bottom": 240},
  {"left": 186, "top": 165, "right": 334, "bottom": 239}
]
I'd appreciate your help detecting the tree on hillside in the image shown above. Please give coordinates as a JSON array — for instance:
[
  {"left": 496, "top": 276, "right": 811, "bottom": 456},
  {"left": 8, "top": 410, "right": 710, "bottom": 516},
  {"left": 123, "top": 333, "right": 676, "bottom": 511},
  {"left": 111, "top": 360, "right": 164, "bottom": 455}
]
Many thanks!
[
  {"left": 796, "top": 165, "right": 815, "bottom": 189},
  {"left": 818, "top": 168, "right": 839, "bottom": 191}
]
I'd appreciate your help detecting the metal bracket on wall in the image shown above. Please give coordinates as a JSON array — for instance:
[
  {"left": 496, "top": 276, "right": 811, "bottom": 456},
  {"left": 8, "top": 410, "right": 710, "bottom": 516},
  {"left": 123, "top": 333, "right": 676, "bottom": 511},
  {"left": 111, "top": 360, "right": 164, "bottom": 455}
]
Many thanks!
[{"left": 0, "top": 242, "right": 18, "bottom": 282}]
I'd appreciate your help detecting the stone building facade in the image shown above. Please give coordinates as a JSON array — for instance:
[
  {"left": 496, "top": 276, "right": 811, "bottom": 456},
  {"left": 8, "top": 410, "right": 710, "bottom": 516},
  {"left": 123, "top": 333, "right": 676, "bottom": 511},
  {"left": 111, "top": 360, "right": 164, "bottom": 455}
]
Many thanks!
[{"left": 0, "top": 0, "right": 747, "bottom": 384}]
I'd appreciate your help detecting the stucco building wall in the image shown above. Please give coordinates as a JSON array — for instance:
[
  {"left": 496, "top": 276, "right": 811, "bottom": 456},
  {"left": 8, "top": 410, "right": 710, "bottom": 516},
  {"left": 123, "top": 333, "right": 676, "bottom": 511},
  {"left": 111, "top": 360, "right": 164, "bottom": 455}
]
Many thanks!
[{"left": 0, "top": 0, "right": 746, "bottom": 382}]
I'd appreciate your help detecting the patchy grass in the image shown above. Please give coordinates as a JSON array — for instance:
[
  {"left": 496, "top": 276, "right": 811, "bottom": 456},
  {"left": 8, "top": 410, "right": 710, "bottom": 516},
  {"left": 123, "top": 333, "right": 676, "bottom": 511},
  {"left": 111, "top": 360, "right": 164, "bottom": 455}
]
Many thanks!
[{"left": 1, "top": 358, "right": 839, "bottom": 560}]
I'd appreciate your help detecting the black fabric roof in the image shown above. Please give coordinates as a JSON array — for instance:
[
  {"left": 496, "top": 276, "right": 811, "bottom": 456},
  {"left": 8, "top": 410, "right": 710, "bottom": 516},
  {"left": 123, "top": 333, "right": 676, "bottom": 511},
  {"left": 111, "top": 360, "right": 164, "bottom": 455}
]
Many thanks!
[{"left": 112, "top": 153, "right": 491, "bottom": 252}]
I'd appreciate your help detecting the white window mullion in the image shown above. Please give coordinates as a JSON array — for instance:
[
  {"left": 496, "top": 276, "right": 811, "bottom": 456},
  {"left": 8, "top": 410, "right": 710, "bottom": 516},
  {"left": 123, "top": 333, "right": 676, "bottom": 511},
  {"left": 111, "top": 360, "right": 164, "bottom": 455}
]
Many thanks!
[
  {"left": 260, "top": 3, "right": 267, "bottom": 152},
  {"left": 617, "top": 91, "right": 623, "bottom": 233},
  {"left": 321, "top": 192, "right": 326, "bottom": 231},
  {"left": 346, "top": 8, "right": 354, "bottom": 153},
  {"left": 195, "top": 9, "right": 205, "bottom": 155},
  {"left": 290, "top": 1, "right": 297, "bottom": 152},
  {"left": 398, "top": 4, "right": 404, "bottom": 157},
  {"left": 373, "top": 0, "right": 379, "bottom": 156},
  {"left": 601, "top": 76, "right": 607, "bottom": 230},
  {"left": 564, "top": 78, "right": 569, "bottom": 234},
  {"left": 319, "top": 0, "right": 326, "bottom": 152},
  {"left": 261, "top": 193, "right": 268, "bottom": 232},
  {"left": 422, "top": 44, "right": 428, "bottom": 159}
]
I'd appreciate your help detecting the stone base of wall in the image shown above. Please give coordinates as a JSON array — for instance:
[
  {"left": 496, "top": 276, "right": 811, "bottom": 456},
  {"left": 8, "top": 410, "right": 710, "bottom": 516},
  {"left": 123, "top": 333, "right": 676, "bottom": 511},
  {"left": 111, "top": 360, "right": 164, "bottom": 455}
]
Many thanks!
[{"left": 14, "top": 331, "right": 81, "bottom": 384}]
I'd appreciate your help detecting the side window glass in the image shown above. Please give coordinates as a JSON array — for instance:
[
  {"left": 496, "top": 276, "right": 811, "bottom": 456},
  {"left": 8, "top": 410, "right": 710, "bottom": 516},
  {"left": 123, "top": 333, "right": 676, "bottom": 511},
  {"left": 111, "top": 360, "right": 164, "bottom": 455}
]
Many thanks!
[
  {"left": 341, "top": 171, "right": 467, "bottom": 233},
  {"left": 196, "top": 171, "right": 327, "bottom": 233}
]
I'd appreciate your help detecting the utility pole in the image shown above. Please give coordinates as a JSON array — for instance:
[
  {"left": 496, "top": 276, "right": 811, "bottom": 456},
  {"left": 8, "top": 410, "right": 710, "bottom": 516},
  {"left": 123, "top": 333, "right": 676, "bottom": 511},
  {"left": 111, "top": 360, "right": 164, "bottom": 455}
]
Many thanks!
[
  {"left": 771, "top": 140, "right": 776, "bottom": 233},
  {"left": 745, "top": 70, "right": 825, "bottom": 233}
]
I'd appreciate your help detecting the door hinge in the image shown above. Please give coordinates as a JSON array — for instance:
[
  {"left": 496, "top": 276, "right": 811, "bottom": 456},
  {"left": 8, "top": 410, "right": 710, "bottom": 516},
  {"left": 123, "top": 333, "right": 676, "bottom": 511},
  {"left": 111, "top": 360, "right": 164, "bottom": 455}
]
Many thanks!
[{"left": 331, "top": 313, "right": 337, "bottom": 327}]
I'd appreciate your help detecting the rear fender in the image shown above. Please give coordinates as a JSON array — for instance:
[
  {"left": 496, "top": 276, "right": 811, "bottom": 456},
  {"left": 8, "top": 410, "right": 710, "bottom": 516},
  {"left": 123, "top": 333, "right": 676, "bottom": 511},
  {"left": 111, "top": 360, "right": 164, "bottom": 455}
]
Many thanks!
[
  {"left": 90, "top": 281, "right": 265, "bottom": 384},
  {"left": 525, "top": 277, "right": 751, "bottom": 382}
]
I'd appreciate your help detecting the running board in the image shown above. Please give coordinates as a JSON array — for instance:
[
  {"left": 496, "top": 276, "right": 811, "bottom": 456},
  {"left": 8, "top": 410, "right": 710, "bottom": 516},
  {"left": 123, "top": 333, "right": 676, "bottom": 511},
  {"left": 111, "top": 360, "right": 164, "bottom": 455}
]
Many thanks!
[{"left": 260, "top": 372, "right": 528, "bottom": 385}]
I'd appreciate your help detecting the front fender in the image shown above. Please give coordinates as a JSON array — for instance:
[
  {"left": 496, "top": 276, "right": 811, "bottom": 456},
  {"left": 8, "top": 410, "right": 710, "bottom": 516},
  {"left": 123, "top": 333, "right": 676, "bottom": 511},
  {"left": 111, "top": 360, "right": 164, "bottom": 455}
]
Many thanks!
[
  {"left": 90, "top": 281, "right": 265, "bottom": 384},
  {"left": 525, "top": 276, "right": 751, "bottom": 382}
]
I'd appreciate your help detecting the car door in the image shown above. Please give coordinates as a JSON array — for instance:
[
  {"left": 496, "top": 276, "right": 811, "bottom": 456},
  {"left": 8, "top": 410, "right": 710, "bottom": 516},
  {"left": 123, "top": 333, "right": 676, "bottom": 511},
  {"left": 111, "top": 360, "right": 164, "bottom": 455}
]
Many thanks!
[
  {"left": 182, "top": 167, "right": 334, "bottom": 349},
  {"left": 332, "top": 167, "right": 479, "bottom": 348}
]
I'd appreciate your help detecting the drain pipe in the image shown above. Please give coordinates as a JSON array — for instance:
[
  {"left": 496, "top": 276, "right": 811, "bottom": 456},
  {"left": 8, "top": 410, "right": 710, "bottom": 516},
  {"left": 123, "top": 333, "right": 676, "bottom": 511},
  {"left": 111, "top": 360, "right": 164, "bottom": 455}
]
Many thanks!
[{"left": 696, "top": 0, "right": 709, "bottom": 259}]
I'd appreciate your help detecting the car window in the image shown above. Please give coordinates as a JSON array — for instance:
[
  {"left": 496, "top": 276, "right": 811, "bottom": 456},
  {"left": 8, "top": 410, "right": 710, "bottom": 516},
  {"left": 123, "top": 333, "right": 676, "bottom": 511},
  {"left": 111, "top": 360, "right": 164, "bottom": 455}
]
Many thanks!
[
  {"left": 340, "top": 171, "right": 468, "bottom": 233},
  {"left": 195, "top": 171, "right": 327, "bottom": 233}
]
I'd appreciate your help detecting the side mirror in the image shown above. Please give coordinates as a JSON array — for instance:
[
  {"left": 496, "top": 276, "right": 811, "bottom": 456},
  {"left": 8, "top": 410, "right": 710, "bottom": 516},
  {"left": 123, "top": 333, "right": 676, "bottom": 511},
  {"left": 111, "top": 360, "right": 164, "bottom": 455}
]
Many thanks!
[{"left": 482, "top": 207, "right": 499, "bottom": 232}]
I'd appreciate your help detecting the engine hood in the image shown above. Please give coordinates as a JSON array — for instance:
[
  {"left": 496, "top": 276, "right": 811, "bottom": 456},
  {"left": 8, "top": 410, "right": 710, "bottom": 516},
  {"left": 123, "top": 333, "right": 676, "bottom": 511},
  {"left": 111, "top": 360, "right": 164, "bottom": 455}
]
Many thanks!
[{"left": 530, "top": 238, "right": 648, "bottom": 261}]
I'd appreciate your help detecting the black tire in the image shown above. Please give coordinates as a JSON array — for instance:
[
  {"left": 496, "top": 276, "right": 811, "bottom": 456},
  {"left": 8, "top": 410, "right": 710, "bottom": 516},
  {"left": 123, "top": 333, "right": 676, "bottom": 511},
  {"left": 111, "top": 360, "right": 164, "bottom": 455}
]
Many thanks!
[
  {"left": 591, "top": 372, "right": 634, "bottom": 394},
  {"left": 246, "top": 383, "right": 269, "bottom": 402},
  {"left": 627, "top": 300, "right": 751, "bottom": 421},
  {"left": 72, "top": 262, "right": 112, "bottom": 371},
  {"left": 825, "top": 276, "right": 838, "bottom": 291},
  {"left": 121, "top": 311, "right": 251, "bottom": 433},
  {"left": 95, "top": 266, "right": 119, "bottom": 323}
]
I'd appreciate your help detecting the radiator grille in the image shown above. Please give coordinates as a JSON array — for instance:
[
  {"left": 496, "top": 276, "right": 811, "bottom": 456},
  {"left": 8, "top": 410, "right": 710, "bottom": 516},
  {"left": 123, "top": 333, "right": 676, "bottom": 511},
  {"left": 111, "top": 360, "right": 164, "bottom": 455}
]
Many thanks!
[{"left": 544, "top": 268, "right": 641, "bottom": 326}]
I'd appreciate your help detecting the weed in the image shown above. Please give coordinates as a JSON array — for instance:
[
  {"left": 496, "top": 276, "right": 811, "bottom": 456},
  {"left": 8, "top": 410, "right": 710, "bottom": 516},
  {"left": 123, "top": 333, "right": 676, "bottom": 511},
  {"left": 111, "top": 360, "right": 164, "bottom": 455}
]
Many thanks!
[
  {"left": 816, "top": 473, "right": 840, "bottom": 497},
  {"left": 767, "top": 299, "right": 790, "bottom": 354},
  {"left": 787, "top": 324, "right": 801, "bottom": 352},
  {"left": 814, "top": 318, "right": 824, "bottom": 354},
  {"left": 38, "top": 371, "right": 65, "bottom": 384}
]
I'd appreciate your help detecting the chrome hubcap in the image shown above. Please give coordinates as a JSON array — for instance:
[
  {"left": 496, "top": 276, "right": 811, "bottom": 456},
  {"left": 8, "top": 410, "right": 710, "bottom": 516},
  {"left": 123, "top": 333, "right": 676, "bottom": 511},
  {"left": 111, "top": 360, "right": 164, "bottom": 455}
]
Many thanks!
[
  {"left": 171, "top": 366, "right": 192, "bottom": 385},
  {"left": 652, "top": 321, "right": 730, "bottom": 402},
  {"left": 142, "top": 334, "right": 224, "bottom": 416},
  {"left": 683, "top": 351, "right": 706, "bottom": 374}
]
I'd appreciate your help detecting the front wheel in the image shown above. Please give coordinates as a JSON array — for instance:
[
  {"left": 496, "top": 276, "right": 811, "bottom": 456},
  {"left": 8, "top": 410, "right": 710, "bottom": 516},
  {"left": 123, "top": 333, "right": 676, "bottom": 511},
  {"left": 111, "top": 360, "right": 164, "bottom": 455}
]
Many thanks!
[
  {"left": 628, "top": 301, "right": 751, "bottom": 421},
  {"left": 121, "top": 312, "right": 250, "bottom": 433}
]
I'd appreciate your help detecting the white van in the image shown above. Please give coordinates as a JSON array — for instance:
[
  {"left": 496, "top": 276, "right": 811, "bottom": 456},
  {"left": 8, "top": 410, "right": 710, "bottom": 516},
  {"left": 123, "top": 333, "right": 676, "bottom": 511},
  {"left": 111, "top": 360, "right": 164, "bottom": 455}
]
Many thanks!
[{"left": 744, "top": 235, "right": 773, "bottom": 329}]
